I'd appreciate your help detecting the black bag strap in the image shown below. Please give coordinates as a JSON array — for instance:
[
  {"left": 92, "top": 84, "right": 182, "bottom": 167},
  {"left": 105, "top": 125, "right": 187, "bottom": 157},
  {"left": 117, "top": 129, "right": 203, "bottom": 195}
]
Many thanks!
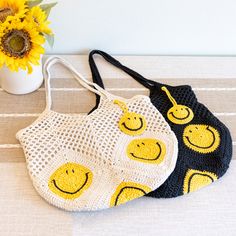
[{"left": 89, "top": 50, "right": 156, "bottom": 90}]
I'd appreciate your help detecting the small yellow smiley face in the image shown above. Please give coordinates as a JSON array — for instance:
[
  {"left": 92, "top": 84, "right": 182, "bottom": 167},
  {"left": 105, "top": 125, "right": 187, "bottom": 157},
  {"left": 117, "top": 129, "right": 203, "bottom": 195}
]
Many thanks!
[
  {"left": 183, "top": 169, "right": 218, "bottom": 194},
  {"left": 110, "top": 182, "right": 152, "bottom": 207},
  {"left": 119, "top": 112, "right": 147, "bottom": 136},
  {"left": 126, "top": 138, "right": 166, "bottom": 164},
  {"left": 48, "top": 163, "right": 93, "bottom": 200},
  {"left": 114, "top": 100, "right": 147, "bottom": 136},
  {"left": 183, "top": 125, "right": 220, "bottom": 153},
  {"left": 162, "top": 86, "right": 194, "bottom": 125},
  {"left": 167, "top": 105, "right": 194, "bottom": 125}
]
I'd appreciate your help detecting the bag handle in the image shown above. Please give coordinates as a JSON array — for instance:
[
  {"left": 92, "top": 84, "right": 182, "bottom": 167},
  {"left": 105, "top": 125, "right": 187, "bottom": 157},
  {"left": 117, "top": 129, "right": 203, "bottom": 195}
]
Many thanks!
[
  {"left": 89, "top": 50, "right": 156, "bottom": 90},
  {"left": 43, "top": 56, "right": 112, "bottom": 110}
]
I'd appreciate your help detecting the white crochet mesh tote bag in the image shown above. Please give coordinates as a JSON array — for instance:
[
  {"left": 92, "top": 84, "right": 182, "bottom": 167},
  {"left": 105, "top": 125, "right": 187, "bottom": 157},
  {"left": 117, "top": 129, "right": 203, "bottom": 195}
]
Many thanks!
[{"left": 16, "top": 56, "right": 178, "bottom": 211}]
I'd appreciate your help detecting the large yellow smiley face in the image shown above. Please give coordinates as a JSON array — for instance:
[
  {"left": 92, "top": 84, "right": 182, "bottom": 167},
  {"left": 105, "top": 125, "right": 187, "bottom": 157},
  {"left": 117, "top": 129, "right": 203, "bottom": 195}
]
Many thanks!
[
  {"left": 126, "top": 138, "right": 166, "bottom": 164},
  {"left": 114, "top": 100, "right": 147, "bottom": 136},
  {"left": 162, "top": 86, "right": 194, "bottom": 125},
  {"left": 110, "top": 182, "right": 152, "bottom": 207},
  {"left": 183, "top": 169, "right": 218, "bottom": 194},
  {"left": 48, "top": 162, "right": 93, "bottom": 200},
  {"left": 183, "top": 125, "right": 220, "bottom": 153}
]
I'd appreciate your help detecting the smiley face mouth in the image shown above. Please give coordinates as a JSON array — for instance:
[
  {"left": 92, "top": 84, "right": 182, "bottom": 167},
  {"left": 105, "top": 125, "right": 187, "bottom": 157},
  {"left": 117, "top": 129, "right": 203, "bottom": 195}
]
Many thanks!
[
  {"left": 187, "top": 172, "right": 215, "bottom": 193},
  {"left": 185, "top": 126, "right": 216, "bottom": 149},
  {"left": 130, "top": 142, "right": 162, "bottom": 161},
  {"left": 122, "top": 117, "right": 144, "bottom": 131},
  {"left": 169, "top": 108, "right": 190, "bottom": 120},
  {"left": 114, "top": 186, "right": 147, "bottom": 206},
  {"left": 52, "top": 172, "right": 90, "bottom": 195}
]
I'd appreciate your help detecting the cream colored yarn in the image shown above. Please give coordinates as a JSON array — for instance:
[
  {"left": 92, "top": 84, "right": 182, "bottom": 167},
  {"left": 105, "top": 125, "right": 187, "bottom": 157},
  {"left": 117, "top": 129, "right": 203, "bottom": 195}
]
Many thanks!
[{"left": 16, "top": 56, "right": 178, "bottom": 211}]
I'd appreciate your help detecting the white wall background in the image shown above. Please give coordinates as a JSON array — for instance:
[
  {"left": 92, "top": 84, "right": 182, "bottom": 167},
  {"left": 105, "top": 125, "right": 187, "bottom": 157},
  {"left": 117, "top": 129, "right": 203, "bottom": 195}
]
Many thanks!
[{"left": 46, "top": 0, "right": 236, "bottom": 55}]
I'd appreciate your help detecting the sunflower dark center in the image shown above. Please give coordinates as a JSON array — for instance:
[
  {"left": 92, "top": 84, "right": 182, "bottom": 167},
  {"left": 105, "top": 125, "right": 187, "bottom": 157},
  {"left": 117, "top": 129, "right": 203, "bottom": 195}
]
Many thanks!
[
  {"left": 33, "top": 16, "right": 39, "bottom": 25},
  {"left": 0, "top": 8, "right": 14, "bottom": 22},
  {"left": 1, "top": 30, "right": 32, "bottom": 58}
]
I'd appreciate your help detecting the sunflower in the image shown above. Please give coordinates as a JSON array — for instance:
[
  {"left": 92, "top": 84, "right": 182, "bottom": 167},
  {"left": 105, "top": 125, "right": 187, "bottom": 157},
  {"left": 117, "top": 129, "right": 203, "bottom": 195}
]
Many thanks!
[
  {"left": 26, "top": 6, "right": 52, "bottom": 35},
  {"left": 0, "top": 18, "right": 45, "bottom": 73},
  {"left": 0, "top": 0, "right": 27, "bottom": 23}
]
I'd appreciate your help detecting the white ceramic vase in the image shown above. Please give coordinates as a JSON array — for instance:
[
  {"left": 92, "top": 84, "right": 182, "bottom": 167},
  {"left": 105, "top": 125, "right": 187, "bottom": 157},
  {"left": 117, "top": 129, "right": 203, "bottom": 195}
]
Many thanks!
[{"left": 0, "top": 58, "right": 43, "bottom": 95}]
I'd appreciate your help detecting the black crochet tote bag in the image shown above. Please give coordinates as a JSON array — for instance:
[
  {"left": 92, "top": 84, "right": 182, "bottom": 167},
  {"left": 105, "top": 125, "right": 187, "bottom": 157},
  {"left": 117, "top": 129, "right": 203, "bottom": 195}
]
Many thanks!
[{"left": 88, "top": 50, "right": 233, "bottom": 198}]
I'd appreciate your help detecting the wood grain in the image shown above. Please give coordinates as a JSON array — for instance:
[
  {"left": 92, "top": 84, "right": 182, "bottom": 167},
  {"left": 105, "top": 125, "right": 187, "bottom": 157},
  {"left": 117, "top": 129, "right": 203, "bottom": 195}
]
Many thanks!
[
  {"left": 0, "top": 56, "right": 236, "bottom": 163},
  {"left": 0, "top": 148, "right": 24, "bottom": 162},
  {"left": 24, "top": 78, "right": 236, "bottom": 89},
  {"left": 42, "top": 55, "right": 236, "bottom": 79},
  {"left": 0, "top": 89, "right": 236, "bottom": 113}
]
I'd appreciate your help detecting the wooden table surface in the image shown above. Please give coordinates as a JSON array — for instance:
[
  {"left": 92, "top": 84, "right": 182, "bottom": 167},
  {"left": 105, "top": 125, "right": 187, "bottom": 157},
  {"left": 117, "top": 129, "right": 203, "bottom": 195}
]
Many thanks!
[{"left": 0, "top": 55, "right": 236, "bottom": 236}]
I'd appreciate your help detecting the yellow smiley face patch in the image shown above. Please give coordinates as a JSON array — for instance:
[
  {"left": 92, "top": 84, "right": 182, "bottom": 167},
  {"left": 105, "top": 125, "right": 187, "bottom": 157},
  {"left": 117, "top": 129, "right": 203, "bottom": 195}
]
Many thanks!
[
  {"left": 126, "top": 138, "right": 166, "bottom": 164},
  {"left": 114, "top": 100, "right": 147, "bottom": 136},
  {"left": 48, "top": 162, "right": 93, "bottom": 200},
  {"left": 110, "top": 182, "right": 152, "bottom": 207},
  {"left": 162, "top": 86, "right": 194, "bottom": 125},
  {"left": 183, "top": 169, "right": 218, "bottom": 194},
  {"left": 183, "top": 124, "right": 220, "bottom": 153}
]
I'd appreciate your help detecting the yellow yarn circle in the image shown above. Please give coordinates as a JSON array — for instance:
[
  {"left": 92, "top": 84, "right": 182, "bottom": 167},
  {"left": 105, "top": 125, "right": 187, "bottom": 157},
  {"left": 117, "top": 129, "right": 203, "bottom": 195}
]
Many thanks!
[
  {"left": 126, "top": 138, "right": 166, "bottom": 164},
  {"left": 110, "top": 182, "right": 152, "bottom": 207},
  {"left": 183, "top": 124, "right": 220, "bottom": 154},
  {"left": 161, "top": 86, "right": 194, "bottom": 125},
  {"left": 183, "top": 169, "right": 218, "bottom": 194},
  {"left": 48, "top": 162, "right": 93, "bottom": 200},
  {"left": 167, "top": 105, "right": 194, "bottom": 125},
  {"left": 119, "top": 112, "right": 147, "bottom": 136}
]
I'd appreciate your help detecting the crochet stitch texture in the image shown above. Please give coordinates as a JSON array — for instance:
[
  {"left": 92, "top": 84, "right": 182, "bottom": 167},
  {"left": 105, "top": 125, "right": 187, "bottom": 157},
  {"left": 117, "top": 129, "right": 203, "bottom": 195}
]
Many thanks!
[
  {"left": 16, "top": 56, "right": 178, "bottom": 211},
  {"left": 89, "top": 50, "right": 233, "bottom": 198}
]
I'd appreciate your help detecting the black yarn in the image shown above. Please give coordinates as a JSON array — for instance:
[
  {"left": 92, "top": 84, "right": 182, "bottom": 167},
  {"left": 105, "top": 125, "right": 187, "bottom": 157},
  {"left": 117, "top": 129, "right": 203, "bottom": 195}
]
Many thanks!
[{"left": 88, "top": 50, "right": 233, "bottom": 198}]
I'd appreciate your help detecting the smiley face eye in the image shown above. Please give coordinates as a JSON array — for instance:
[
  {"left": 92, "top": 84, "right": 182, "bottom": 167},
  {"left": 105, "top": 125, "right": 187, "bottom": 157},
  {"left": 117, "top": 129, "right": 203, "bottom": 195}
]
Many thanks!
[
  {"left": 134, "top": 117, "right": 137, "bottom": 120},
  {"left": 137, "top": 144, "right": 140, "bottom": 147},
  {"left": 189, "top": 130, "right": 192, "bottom": 133},
  {"left": 176, "top": 109, "right": 178, "bottom": 111},
  {"left": 72, "top": 169, "right": 75, "bottom": 173},
  {"left": 66, "top": 170, "right": 69, "bottom": 174},
  {"left": 142, "top": 142, "right": 145, "bottom": 145},
  {"left": 128, "top": 118, "right": 130, "bottom": 120},
  {"left": 195, "top": 127, "right": 198, "bottom": 130},
  {"left": 181, "top": 108, "right": 183, "bottom": 110}
]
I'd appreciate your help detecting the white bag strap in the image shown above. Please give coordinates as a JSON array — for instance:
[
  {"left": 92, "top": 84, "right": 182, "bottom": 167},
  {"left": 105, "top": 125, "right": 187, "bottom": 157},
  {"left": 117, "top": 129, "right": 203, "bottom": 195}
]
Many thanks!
[{"left": 43, "top": 56, "right": 112, "bottom": 110}]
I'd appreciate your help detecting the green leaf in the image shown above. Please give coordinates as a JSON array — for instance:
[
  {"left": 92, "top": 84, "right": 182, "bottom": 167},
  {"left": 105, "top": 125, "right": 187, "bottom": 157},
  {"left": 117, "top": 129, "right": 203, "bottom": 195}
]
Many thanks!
[
  {"left": 45, "top": 34, "right": 55, "bottom": 48},
  {"left": 27, "top": 0, "right": 44, "bottom": 8},
  {"left": 40, "top": 2, "right": 57, "bottom": 19}
]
